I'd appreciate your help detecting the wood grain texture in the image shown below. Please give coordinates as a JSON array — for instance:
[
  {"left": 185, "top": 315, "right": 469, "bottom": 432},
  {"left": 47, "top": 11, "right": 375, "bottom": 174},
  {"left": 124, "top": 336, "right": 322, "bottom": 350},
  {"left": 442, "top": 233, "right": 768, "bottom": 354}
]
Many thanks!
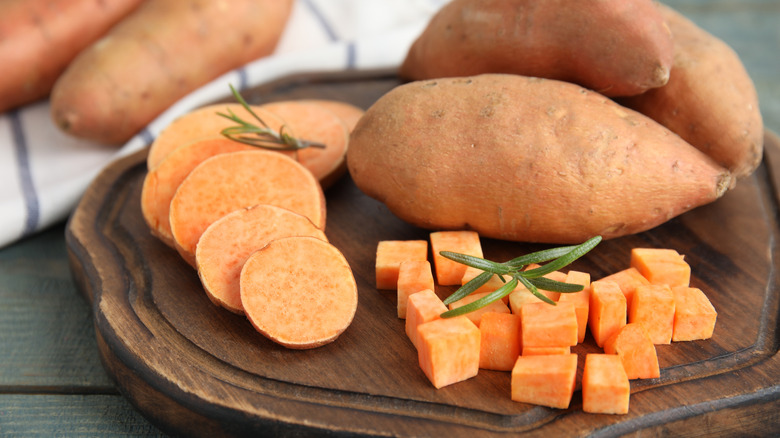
[{"left": 65, "top": 69, "right": 780, "bottom": 437}]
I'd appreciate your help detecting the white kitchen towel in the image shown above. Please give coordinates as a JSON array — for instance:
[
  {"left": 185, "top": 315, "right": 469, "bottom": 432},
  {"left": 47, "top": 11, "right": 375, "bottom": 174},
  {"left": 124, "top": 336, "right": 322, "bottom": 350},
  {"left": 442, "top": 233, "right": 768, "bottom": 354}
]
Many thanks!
[{"left": 0, "top": 0, "right": 446, "bottom": 248}]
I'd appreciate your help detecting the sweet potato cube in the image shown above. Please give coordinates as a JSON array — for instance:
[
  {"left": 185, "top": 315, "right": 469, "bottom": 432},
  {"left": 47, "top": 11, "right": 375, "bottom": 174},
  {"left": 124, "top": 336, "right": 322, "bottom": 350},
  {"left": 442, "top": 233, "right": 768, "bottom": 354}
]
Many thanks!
[
  {"left": 599, "top": 267, "right": 650, "bottom": 308},
  {"left": 520, "top": 301, "right": 578, "bottom": 348},
  {"left": 406, "top": 289, "right": 448, "bottom": 349},
  {"left": 558, "top": 270, "right": 591, "bottom": 343},
  {"left": 522, "top": 346, "right": 570, "bottom": 356},
  {"left": 479, "top": 312, "right": 521, "bottom": 371},
  {"left": 588, "top": 280, "right": 627, "bottom": 348},
  {"left": 397, "top": 260, "right": 435, "bottom": 318},
  {"left": 417, "top": 316, "right": 481, "bottom": 388},
  {"left": 448, "top": 291, "right": 510, "bottom": 327},
  {"left": 603, "top": 323, "right": 660, "bottom": 379},
  {"left": 375, "top": 240, "right": 428, "bottom": 290},
  {"left": 461, "top": 266, "right": 509, "bottom": 301},
  {"left": 511, "top": 354, "right": 578, "bottom": 409},
  {"left": 430, "top": 231, "right": 483, "bottom": 285},
  {"left": 671, "top": 286, "right": 717, "bottom": 341},
  {"left": 629, "top": 284, "right": 675, "bottom": 344},
  {"left": 507, "top": 273, "right": 562, "bottom": 313},
  {"left": 630, "top": 248, "right": 691, "bottom": 287},
  {"left": 582, "top": 354, "right": 630, "bottom": 415}
]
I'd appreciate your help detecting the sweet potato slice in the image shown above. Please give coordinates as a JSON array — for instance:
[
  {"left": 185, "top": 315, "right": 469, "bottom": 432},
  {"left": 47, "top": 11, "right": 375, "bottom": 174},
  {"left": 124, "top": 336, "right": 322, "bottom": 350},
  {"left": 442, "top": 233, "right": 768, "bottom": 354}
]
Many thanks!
[
  {"left": 299, "top": 99, "right": 365, "bottom": 133},
  {"left": 240, "top": 236, "right": 357, "bottom": 349},
  {"left": 169, "top": 150, "right": 326, "bottom": 267},
  {"left": 141, "top": 137, "right": 254, "bottom": 247},
  {"left": 196, "top": 204, "right": 327, "bottom": 314}
]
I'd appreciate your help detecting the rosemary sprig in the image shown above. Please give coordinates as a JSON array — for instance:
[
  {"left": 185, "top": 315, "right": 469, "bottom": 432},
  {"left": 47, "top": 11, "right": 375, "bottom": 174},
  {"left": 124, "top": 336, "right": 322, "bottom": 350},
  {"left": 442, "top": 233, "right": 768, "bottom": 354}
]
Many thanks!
[
  {"left": 440, "top": 235, "right": 602, "bottom": 318},
  {"left": 217, "top": 84, "right": 326, "bottom": 151}
]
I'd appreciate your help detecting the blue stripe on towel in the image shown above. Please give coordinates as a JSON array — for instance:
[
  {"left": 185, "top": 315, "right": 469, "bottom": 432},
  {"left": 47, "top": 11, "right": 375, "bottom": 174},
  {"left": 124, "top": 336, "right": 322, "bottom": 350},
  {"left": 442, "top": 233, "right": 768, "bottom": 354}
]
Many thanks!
[
  {"left": 8, "top": 110, "right": 39, "bottom": 236},
  {"left": 301, "top": 0, "right": 339, "bottom": 41}
]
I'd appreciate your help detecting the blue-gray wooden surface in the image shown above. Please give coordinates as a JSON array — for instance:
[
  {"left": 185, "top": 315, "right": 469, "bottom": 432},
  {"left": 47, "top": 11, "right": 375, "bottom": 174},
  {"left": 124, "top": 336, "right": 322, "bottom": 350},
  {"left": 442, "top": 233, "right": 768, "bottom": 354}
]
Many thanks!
[{"left": 1, "top": 1, "right": 778, "bottom": 436}]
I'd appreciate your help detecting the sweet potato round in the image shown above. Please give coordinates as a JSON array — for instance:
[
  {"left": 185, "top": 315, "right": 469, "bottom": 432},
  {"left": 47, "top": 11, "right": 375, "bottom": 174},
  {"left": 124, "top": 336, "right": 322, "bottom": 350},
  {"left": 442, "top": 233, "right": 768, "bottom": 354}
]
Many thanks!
[
  {"left": 399, "top": 0, "right": 674, "bottom": 97},
  {"left": 346, "top": 74, "right": 733, "bottom": 244}
]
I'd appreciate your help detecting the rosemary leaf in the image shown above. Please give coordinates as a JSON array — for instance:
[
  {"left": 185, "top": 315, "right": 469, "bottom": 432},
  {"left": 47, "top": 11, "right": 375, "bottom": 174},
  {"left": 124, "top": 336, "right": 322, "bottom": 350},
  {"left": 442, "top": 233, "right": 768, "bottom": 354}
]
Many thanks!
[
  {"left": 517, "top": 275, "right": 557, "bottom": 305},
  {"left": 442, "top": 270, "right": 494, "bottom": 305},
  {"left": 526, "top": 276, "right": 584, "bottom": 293},
  {"left": 521, "top": 235, "right": 602, "bottom": 278},
  {"left": 439, "top": 251, "right": 511, "bottom": 275},
  {"left": 441, "top": 277, "right": 519, "bottom": 318}
]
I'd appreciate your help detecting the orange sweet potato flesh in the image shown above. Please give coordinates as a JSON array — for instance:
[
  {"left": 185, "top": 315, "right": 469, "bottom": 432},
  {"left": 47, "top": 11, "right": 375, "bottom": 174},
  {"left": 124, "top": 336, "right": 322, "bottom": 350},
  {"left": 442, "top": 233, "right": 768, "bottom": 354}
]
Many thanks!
[
  {"left": 604, "top": 323, "right": 660, "bottom": 380},
  {"left": 629, "top": 284, "right": 676, "bottom": 345},
  {"left": 599, "top": 267, "right": 650, "bottom": 309},
  {"left": 240, "top": 236, "right": 357, "bottom": 349},
  {"left": 397, "top": 260, "right": 435, "bottom": 319},
  {"left": 618, "top": 3, "right": 764, "bottom": 178},
  {"left": 448, "top": 291, "right": 510, "bottom": 327},
  {"left": 141, "top": 137, "right": 254, "bottom": 247},
  {"left": 630, "top": 248, "right": 691, "bottom": 287},
  {"left": 50, "top": 0, "right": 293, "bottom": 145},
  {"left": 582, "top": 354, "right": 630, "bottom": 414},
  {"left": 375, "top": 240, "right": 428, "bottom": 290},
  {"left": 520, "top": 301, "right": 578, "bottom": 348},
  {"left": 588, "top": 280, "right": 627, "bottom": 348},
  {"left": 671, "top": 286, "right": 717, "bottom": 341},
  {"left": 347, "top": 74, "right": 733, "bottom": 244},
  {"left": 0, "top": 0, "right": 144, "bottom": 112},
  {"left": 479, "top": 312, "right": 521, "bottom": 371},
  {"left": 169, "top": 150, "right": 326, "bottom": 267},
  {"left": 400, "top": 0, "right": 673, "bottom": 97},
  {"left": 430, "top": 230, "right": 483, "bottom": 285},
  {"left": 405, "top": 289, "right": 448, "bottom": 350},
  {"left": 299, "top": 99, "right": 365, "bottom": 133},
  {"left": 417, "top": 316, "right": 481, "bottom": 388},
  {"left": 511, "top": 354, "right": 578, "bottom": 409},
  {"left": 196, "top": 204, "right": 327, "bottom": 315}
]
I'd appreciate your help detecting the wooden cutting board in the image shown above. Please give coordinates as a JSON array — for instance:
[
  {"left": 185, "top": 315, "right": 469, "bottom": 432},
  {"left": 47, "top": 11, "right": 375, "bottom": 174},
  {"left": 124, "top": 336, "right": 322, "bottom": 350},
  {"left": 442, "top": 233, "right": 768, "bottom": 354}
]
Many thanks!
[{"left": 66, "top": 69, "right": 780, "bottom": 437}]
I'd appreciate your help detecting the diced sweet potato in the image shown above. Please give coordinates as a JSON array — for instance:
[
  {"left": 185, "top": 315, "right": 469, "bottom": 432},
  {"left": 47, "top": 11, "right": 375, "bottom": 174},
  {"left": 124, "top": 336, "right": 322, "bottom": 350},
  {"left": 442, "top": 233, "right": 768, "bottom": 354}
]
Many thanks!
[
  {"left": 522, "top": 346, "right": 570, "bottom": 356},
  {"left": 511, "top": 354, "right": 578, "bottom": 409},
  {"left": 558, "top": 270, "right": 591, "bottom": 343},
  {"left": 520, "top": 301, "right": 578, "bottom": 348},
  {"left": 430, "top": 230, "right": 483, "bottom": 285},
  {"left": 629, "top": 284, "right": 676, "bottom": 344},
  {"left": 417, "top": 316, "right": 481, "bottom": 388},
  {"left": 603, "top": 323, "right": 660, "bottom": 379},
  {"left": 630, "top": 248, "right": 691, "bottom": 287},
  {"left": 397, "top": 260, "right": 435, "bottom": 319},
  {"left": 375, "top": 240, "right": 428, "bottom": 290},
  {"left": 461, "top": 266, "right": 509, "bottom": 299},
  {"left": 448, "top": 291, "right": 510, "bottom": 327},
  {"left": 479, "top": 312, "right": 521, "bottom": 371},
  {"left": 582, "top": 354, "right": 630, "bottom": 415},
  {"left": 599, "top": 267, "right": 650, "bottom": 308},
  {"left": 588, "top": 280, "right": 627, "bottom": 348},
  {"left": 672, "top": 286, "right": 717, "bottom": 341},
  {"left": 406, "top": 289, "right": 448, "bottom": 349}
]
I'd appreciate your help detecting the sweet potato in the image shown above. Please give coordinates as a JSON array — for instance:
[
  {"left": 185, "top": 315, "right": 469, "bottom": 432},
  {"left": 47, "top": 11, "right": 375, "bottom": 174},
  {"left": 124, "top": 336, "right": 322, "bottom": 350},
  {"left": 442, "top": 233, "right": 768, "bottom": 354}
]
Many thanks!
[
  {"left": 347, "top": 74, "right": 733, "bottom": 244},
  {"left": 50, "top": 0, "right": 294, "bottom": 144},
  {"left": 599, "top": 267, "right": 651, "bottom": 309},
  {"left": 630, "top": 248, "right": 691, "bottom": 287},
  {"left": 511, "top": 354, "right": 578, "bottom": 409},
  {"left": 478, "top": 312, "right": 521, "bottom": 371},
  {"left": 588, "top": 280, "right": 627, "bottom": 348},
  {"left": 397, "top": 260, "right": 435, "bottom": 319},
  {"left": 399, "top": 0, "right": 673, "bottom": 97},
  {"left": 375, "top": 240, "right": 428, "bottom": 290},
  {"left": 629, "top": 284, "right": 676, "bottom": 345},
  {"left": 417, "top": 316, "right": 481, "bottom": 388},
  {"left": 240, "top": 236, "right": 357, "bottom": 349},
  {"left": 299, "top": 99, "right": 365, "bottom": 133},
  {"left": 522, "top": 346, "right": 570, "bottom": 357},
  {"left": 406, "top": 289, "right": 448, "bottom": 350},
  {"left": 169, "top": 150, "right": 326, "bottom": 267},
  {"left": 430, "top": 231, "right": 483, "bottom": 285},
  {"left": 603, "top": 323, "right": 660, "bottom": 380},
  {"left": 558, "top": 270, "right": 591, "bottom": 343},
  {"left": 448, "top": 291, "right": 510, "bottom": 327},
  {"left": 520, "top": 301, "right": 578, "bottom": 348},
  {"left": 141, "top": 137, "right": 254, "bottom": 247},
  {"left": 671, "top": 286, "right": 717, "bottom": 342},
  {"left": 0, "top": 0, "right": 143, "bottom": 112},
  {"left": 618, "top": 3, "right": 763, "bottom": 178},
  {"left": 195, "top": 204, "right": 327, "bottom": 314},
  {"left": 582, "top": 354, "right": 630, "bottom": 415}
]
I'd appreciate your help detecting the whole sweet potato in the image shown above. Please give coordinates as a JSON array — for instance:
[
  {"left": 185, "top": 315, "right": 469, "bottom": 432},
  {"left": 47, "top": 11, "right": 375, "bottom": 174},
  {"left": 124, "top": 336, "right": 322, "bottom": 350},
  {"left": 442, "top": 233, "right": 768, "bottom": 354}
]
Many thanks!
[
  {"left": 346, "top": 74, "right": 733, "bottom": 244},
  {"left": 399, "top": 0, "right": 674, "bottom": 97},
  {"left": 618, "top": 4, "right": 763, "bottom": 179},
  {"left": 50, "top": 0, "right": 293, "bottom": 145}
]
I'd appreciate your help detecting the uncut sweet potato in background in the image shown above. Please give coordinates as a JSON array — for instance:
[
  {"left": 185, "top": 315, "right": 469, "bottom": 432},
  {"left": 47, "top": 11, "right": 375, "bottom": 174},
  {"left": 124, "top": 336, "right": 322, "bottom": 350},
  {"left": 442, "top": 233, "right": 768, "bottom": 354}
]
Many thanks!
[
  {"left": 347, "top": 74, "right": 733, "bottom": 244},
  {"left": 399, "top": 0, "right": 673, "bottom": 97},
  {"left": 0, "top": 0, "right": 143, "bottom": 112},
  {"left": 50, "top": 0, "right": 293, "bottom": 145},
  {"left": 618, "top": 3, "right": 764, "bottom": 179}
]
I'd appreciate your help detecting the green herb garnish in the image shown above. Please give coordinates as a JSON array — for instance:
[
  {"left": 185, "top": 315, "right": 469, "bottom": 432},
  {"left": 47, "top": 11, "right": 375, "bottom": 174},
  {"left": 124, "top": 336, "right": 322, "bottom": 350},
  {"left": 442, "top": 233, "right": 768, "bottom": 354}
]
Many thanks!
[
  {"left": 439, "top": 235, "right": 602, "bottom": 318},
  {"left": 217, "top": 84, "right": 326, "bottom": 151}
]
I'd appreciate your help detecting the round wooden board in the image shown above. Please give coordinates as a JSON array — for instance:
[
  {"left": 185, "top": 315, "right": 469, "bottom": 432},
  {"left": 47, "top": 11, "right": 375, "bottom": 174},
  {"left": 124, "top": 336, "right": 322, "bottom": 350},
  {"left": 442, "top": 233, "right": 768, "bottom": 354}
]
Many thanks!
[{"left": 66, "top": 69, "right": 780, "bottom": 437}]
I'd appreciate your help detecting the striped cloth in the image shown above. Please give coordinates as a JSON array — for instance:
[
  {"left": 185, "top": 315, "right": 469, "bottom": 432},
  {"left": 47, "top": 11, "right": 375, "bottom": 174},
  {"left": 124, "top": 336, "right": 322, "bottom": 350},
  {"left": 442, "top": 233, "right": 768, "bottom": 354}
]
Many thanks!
[{"left": 0, "top": 0, "right": 446, "bottom": 248}]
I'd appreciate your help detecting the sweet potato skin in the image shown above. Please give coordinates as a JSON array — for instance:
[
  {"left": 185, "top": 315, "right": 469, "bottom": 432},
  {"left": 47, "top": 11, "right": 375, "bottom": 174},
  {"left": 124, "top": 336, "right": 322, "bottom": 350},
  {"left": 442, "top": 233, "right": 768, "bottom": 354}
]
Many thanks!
[
  {"left": 399, "top": 0, "right": 673, "bottom": 97},
  {"left": 50, "top": 0, "right": 293, "bottom": 145},
  {"left": 347, "top": 74, "right": 733, "bottom": 244},
  {"left": 618, "top": 4, "right": 763, "bottom": 179}
]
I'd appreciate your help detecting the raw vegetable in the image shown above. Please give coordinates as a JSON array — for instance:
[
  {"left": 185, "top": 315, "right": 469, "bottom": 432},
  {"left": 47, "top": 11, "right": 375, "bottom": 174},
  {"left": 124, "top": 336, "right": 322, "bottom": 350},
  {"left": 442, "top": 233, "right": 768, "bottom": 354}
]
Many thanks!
[
  {"left": 416, "top": 316, "right": 481, "bottom": 388},
  {"left": 298, "top": 99, "right": 365, "bottom": 133},
  {"left": 557, "top": 270, "right": 591, "bottom": 343},
  {"left": 195, "top": 204, "right": 327, "bottom": 314},
  {"left": 405, "top": 289, "right": 448, "bottom": 350},
  {"left": 511, "top": 354, "right": 578, "bottom": 409},
  {"left": 447, "top": 291, "right": 510, "bottom": 327},
  {"left": 588, "top": 280, "right": 627, "bottom": 348},
  {"left": 169, "top": 150, "right": 326, "bottom": 267},
  {"left": 430, "top": 231, "right": 483, "bottom": 285},
  {"left": 397, "top": 260, "right": 435, "bottom": 319},
  {"left": 618, "top": 3, "right": 764, "bottom": 178},
  {"left": 630, "top": 248, "right": 691, "bottom": 287},
  {"left": 50, "top": 0, "right": 294, "bottom": 144},
  {"left": 478, "top": 312, "right": 521, "bottom": 371},
  {"left": 520, "top": 301, "right": 578, "bottom": 348},
  {"left": 629, "top": 284, "right": 676, "bottom": 345},
  {"left": 603, "top": 323, "right": 660, "bottom": 380},
  {"left": 240, "top": 236, "right": 357, "bottom": 349},
  {"left": 582, "top": 354, "right": 631, "bottom": 414},
  {"left": 522, "top": 346, "right": 570, "bottom": 356},
  {"left": 400, "top": 0, "right": 673, "bottom": 97},
  {"left": 0, "top": 0, "right": 144, "bottom": 112},
  {"left": 375, "top": 240, "right": 428, "bottom": 290},
  {"left": 671, "top": 286, "right": 717, "bottom": 341},
  {"left": 347, "top": 74, "right": 733, "bottom": 244},
  {"left": 599, "top": 267, "right": 651, "bottom": 309}
]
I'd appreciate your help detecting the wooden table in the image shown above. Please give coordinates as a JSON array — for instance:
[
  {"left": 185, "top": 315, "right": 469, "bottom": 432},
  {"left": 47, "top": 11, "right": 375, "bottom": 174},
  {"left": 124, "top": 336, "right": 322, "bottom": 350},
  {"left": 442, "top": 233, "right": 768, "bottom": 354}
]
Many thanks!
[{"left": 2, "top": 1, "right": 779, "bottom": 436}]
